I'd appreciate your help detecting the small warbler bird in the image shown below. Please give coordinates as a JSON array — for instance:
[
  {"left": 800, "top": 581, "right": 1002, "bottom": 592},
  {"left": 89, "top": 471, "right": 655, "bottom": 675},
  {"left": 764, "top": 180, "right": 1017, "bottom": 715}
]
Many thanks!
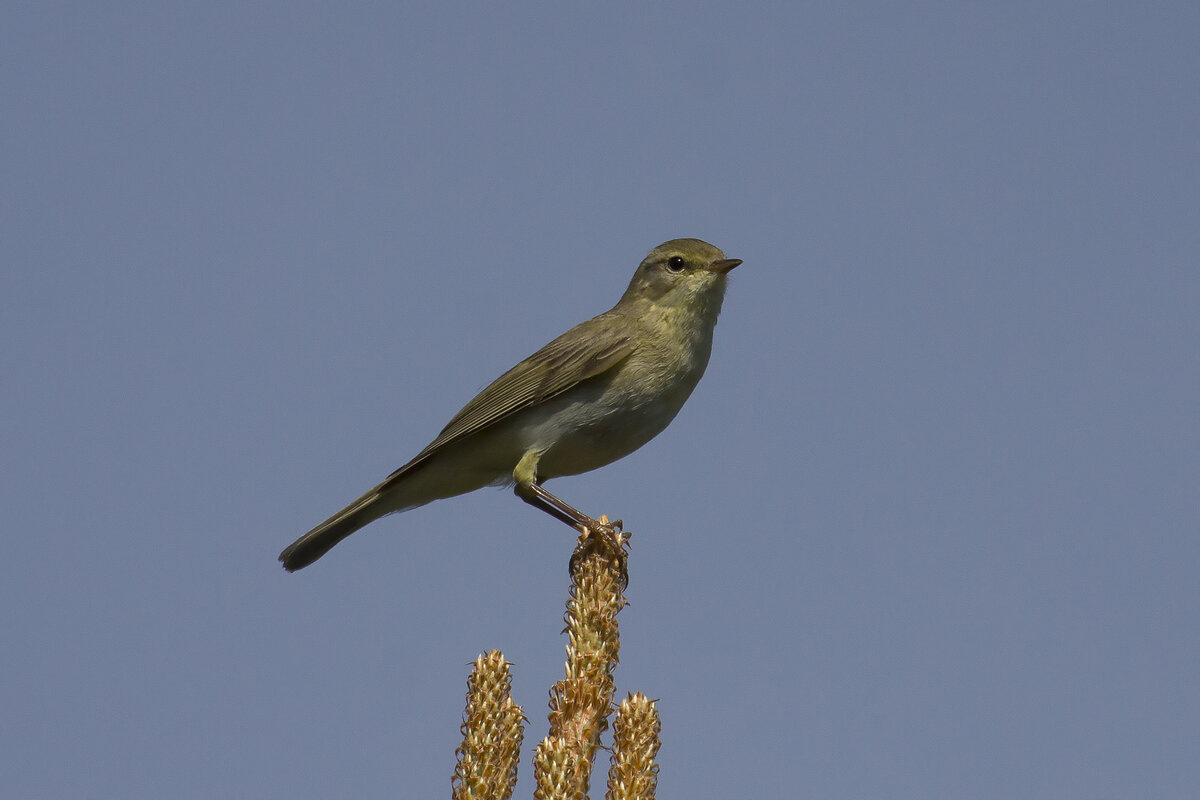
[{"left": 279, "top": 238, "right": 741, "bottom": 571}]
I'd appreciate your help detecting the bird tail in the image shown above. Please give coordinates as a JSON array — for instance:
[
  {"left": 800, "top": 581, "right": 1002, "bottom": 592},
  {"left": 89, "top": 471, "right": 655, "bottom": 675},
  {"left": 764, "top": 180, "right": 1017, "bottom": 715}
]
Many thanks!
[{"left": 278, "top": 491, "right": 389, "bottom": 572}]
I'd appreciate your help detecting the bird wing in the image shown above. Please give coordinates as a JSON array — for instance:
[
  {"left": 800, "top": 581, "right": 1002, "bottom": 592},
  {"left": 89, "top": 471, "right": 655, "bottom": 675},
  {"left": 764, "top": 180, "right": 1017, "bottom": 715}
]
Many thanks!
[{"left": 401, "top": 314, "right": 635, "bottom": 470}]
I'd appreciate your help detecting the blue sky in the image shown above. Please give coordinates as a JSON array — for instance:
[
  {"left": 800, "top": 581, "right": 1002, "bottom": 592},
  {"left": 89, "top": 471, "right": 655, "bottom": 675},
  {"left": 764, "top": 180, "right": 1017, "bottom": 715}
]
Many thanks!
[{"left": 3, "top": 3, "right": 1198, "bottom": 798}]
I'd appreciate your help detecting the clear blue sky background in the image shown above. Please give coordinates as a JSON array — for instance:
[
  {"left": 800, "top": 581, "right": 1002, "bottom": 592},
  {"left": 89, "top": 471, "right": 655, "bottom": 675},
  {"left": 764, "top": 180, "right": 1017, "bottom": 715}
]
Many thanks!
[{"left": 4, "top": 3, "right": 1197, "bottom": 798}]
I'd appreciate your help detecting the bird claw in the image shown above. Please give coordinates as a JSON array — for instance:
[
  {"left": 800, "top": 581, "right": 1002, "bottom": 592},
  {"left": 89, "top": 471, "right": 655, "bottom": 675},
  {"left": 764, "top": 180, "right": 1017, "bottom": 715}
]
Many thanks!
[{"left": 569, "top": 515, "right": 629, "bottom": 589}]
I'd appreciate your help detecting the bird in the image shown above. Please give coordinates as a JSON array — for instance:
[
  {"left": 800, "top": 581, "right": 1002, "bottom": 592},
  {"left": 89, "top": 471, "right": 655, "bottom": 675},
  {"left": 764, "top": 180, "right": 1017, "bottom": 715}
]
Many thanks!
[{"left": 279, "top": 237, "right": 741, "bottom": 571}]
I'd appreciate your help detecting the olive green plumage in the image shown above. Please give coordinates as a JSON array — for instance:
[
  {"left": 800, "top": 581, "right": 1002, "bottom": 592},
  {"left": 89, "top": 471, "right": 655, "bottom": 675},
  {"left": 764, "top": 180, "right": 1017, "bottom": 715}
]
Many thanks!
[{"left": 280, "top": 238, "right": 741, "bottom": 571}]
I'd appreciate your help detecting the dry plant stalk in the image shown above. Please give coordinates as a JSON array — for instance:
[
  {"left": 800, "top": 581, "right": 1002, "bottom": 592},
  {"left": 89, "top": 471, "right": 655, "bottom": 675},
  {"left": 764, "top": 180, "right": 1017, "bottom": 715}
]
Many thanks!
[
  {"left": 532, "top": 737, "right": 585, "bottom": 800},
  {"left": 452, "top": 651, "right": 525, "bottom": 800},
  {"left": 454, "top": 519, "right": 662, "bottom": 799},
  {"left": 534, "top": 519, "right": 629, "bottom": 799},
  {"left": 605, "top": 693, "right": 662, "bottom": 800}
]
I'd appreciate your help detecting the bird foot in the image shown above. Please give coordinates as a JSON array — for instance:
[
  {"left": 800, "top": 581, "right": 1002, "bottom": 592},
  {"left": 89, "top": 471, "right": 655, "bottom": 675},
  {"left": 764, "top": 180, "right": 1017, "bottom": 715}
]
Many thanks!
[{"left": 569, "top": 514, "right": 629, "bottom": 589}]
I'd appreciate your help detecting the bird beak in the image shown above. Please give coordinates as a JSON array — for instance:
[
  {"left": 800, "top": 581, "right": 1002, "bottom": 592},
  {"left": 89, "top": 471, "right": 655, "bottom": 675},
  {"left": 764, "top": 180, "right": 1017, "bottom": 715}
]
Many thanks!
[{"left": 708, "top": 258, "right": 742, "bottom": 274}]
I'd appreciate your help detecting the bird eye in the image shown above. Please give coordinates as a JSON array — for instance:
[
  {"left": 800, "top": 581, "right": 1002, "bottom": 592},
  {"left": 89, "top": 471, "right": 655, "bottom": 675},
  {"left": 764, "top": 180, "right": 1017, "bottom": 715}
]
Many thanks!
[{"left": 666, "top": 256, "right": 686, "bottom": 272}]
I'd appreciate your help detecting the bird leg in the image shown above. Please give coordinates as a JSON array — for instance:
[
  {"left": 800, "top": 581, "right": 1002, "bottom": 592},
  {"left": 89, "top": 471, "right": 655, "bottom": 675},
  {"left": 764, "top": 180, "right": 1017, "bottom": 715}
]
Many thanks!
[
  {"left": 513, "top": 480, "right": 628, "bottom": 587},
  {"left": 514, "top": 480, "right": 621, "bottom": 534}
]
